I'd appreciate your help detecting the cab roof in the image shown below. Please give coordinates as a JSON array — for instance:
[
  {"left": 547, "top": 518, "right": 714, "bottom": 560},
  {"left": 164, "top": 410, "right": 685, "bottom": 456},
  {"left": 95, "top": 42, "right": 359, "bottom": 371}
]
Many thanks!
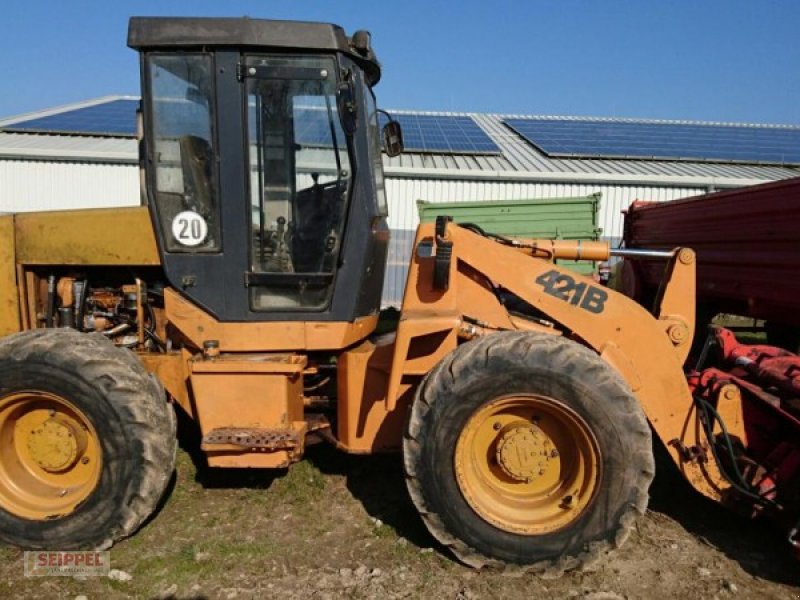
[{"left": 127, "top": 17, "right": 381, "bottom": 84}]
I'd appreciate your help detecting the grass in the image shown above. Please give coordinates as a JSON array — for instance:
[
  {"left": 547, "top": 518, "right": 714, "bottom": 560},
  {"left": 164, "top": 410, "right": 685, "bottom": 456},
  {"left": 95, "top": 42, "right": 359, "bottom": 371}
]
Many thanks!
[
  {"left": 269, "top": 459, "right": 328, "bottom": 506},
  {"left": 0, "top": 438, "right": 797, "bottom": 598}
]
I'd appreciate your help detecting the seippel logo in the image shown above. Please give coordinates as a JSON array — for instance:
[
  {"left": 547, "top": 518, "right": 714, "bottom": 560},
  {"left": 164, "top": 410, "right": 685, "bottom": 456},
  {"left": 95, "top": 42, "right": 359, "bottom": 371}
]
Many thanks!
[{"left": 23, "top": 551, "right": 111, "bottom": 577}]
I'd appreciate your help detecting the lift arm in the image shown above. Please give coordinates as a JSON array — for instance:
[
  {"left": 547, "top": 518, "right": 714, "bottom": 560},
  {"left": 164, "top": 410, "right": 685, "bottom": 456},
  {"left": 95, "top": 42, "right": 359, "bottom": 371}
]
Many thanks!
[{"left": 391, "top": 220, "right": 725, "bottom": 501}]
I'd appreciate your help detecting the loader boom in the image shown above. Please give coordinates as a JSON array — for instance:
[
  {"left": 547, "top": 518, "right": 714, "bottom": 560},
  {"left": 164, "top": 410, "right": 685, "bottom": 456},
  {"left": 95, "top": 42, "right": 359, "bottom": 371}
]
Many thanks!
[{"left": 378, "top": 220, "right": 724, "bottom": 502}]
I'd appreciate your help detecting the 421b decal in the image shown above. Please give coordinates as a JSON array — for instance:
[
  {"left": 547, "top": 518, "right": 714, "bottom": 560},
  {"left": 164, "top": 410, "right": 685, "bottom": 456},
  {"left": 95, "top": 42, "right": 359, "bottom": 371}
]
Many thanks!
[{"left": 534, "top": 270, "right": 608, "bottom": 314}]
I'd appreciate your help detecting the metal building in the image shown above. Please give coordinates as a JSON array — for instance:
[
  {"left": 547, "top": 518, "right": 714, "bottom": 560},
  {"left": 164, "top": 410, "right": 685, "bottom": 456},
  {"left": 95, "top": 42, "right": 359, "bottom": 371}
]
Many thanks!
[{"left": 1, "top": 96, "right": 798, "bottom": 304}]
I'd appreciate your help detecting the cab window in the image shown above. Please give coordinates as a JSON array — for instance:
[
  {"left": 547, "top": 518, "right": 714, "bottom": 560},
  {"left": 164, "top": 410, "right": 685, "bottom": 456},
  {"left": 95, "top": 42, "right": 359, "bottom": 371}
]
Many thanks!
[
  {"left": 245, "top": 55, "right": 352, "bottom": 311},
  {"left": 146, "top": 54, "right": 220, "bottom": 252}
]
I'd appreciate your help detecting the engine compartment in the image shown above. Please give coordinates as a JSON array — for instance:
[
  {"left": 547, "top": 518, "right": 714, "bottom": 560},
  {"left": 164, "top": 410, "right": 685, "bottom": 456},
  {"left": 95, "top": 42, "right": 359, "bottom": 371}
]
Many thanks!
[{"left": 27, "top": 267, "right": 171, "bottom": 353}]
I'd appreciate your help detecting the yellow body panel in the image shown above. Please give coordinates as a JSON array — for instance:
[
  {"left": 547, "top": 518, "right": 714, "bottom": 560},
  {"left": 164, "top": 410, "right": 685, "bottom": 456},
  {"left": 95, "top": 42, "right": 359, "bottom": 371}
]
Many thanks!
[
  {"left": 0, "top": 216, "right": 20, "bottom": 336},
  {"left": 14, "top": 206, "right": 159, "bottom": 266}
]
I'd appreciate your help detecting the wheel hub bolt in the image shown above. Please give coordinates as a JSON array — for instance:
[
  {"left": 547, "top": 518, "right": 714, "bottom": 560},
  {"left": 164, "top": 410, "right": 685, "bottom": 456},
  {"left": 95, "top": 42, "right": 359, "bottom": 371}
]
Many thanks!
[
  {"left": 495, "top": 423, "right": 549, "bottom": 482},
  {"left": 26, "top": 417, "right": 88, "bottom": 472}
]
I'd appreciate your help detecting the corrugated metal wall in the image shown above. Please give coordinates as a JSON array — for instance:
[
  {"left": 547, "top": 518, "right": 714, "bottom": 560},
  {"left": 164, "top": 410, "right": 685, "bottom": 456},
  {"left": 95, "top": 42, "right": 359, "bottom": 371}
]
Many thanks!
[
  {"left": 385, "top": 178, "right": 704, "bottom": 237},
  {"left": 0, "top": 159, "right": 705, "bottom": 233},
  {"left": 0, "top": 160, "right": 139, "bottom": 212},
  {"left": 382, "top": 177, "right": 705, "bottom": 304},
  {"left": 0, "top": 157, "right": 706, "bottom": 307}
]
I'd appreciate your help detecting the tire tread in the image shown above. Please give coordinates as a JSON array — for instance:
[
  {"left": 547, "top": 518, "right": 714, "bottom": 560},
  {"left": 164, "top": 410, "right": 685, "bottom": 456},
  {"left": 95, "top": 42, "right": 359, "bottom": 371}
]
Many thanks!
[
  {"left": 403, "top": 331, "right": 654, "bottom": 573},
  {"left": 0, "top": 329, "right": 177, "bottom": 549}
]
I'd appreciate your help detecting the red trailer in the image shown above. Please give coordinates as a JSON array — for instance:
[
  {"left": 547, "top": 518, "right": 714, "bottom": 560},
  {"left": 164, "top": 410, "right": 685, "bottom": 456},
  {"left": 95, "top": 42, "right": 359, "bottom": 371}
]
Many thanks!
[{"left": 622, "top": 177, "right": 800, "bottom": 336}]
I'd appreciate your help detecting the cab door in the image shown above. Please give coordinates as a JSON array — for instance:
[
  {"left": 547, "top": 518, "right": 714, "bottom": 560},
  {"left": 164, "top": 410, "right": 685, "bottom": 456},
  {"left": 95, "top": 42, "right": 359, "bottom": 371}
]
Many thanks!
[{"left": 242, "top": 55, "right": 352, "bottom": 312}]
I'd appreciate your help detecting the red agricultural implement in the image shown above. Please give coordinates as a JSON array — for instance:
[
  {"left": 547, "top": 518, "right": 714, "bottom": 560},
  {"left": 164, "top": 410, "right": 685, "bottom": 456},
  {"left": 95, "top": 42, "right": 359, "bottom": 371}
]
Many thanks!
[
  {"left": 621, "top": 179, "right": 800, "bottom": 559},
  {"left": 689, "top": 327, "right": 800, "bottom": 558}
]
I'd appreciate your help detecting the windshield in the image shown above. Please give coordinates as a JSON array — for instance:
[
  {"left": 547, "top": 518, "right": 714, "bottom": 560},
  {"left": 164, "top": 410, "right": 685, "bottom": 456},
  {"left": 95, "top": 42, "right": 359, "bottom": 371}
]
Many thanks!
[
  {"left": 147, "top": 54, "right": 219, "bottom": 252},
  {"left": 246, "top": 55, "right": 352, "bottom": 311}
]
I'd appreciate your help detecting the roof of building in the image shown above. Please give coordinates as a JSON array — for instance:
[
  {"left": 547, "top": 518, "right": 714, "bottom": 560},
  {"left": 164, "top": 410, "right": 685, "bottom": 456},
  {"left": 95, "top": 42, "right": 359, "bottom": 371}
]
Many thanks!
[{"left": 1, "top": 96, "right": 798, "bottom": 188}]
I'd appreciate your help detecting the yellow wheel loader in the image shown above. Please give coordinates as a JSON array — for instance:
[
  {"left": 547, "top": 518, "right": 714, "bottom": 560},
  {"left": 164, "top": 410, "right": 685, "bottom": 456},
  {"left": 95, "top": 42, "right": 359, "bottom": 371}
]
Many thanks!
[{"left": 0, "top": 16, "right": 793, "bottom": 570}]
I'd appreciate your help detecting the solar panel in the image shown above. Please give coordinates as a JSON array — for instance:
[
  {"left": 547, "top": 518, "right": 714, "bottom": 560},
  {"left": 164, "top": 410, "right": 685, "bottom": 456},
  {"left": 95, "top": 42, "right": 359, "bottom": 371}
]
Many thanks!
[
  {"left": 2, "top": 99, "right": 139, "bottom": 137},
  {"left": 293, "top": 105, "right": 344, "bottom": 148},
  {"left": 379, "top": 114, "right": 500, "bottom": 154},
  {"left": 503, "top": 118, "right": 800, "bottom": 165},
  {"left": 2, "top": 100, "right": 501, "bottom": 156}
]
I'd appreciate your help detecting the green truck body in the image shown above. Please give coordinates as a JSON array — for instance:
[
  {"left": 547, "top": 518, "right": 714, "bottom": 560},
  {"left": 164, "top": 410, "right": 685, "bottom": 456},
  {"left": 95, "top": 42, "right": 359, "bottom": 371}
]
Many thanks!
[{"left": 417, "top": 194, "right": 602, "bottom": 276}]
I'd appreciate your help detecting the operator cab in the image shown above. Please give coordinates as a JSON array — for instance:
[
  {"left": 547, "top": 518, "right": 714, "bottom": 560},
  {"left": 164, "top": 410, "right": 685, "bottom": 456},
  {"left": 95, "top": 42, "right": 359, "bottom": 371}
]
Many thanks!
[{"left": 128, "top": 17, "right": 401, "bottom": 322}]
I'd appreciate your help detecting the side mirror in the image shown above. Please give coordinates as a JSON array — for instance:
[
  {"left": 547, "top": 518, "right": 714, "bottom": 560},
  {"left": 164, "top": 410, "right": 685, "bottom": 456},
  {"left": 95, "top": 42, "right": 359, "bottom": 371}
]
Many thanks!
[{"left": 382, "top": 120, "right": 404, "bottom": 157}]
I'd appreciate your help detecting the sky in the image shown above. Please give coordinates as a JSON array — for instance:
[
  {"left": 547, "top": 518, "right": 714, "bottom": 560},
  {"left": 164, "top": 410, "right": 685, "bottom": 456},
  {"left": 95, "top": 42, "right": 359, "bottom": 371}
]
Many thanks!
[{"left": 1, "top": 0, "right": 798, "bottom": 124}]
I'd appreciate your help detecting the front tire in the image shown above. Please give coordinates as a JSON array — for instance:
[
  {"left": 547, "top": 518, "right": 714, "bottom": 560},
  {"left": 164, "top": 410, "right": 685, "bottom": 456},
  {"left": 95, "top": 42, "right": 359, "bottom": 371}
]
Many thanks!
[
  {"left": 403, "top": 331, "right": 654, "bottom": 571},
  {"left": 0, "top": 329, "right": 176, "bottom": 549}
]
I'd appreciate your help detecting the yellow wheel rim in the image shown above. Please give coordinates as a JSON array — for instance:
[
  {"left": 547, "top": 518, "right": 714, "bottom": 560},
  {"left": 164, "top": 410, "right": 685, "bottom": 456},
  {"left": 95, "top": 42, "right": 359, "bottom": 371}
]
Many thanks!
[
  {"left": 0, "top": 391, "right": 101, "bottom": 520},
  {"left": 455, "top": 394, "right": 600, "bottom": 535}
]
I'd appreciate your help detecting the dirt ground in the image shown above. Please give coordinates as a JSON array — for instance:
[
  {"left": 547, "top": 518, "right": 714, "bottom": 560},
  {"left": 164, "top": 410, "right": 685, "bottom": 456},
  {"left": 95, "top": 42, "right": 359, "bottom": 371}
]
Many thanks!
[{"left": 1, "top": 420, "right": 798, "bottom": 600}]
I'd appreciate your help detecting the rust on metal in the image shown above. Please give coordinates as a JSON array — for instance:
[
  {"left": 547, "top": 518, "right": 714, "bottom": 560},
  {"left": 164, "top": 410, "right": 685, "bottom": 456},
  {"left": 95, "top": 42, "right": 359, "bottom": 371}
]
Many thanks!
[
  {"left": 190, "top": 352, "right": 307, "bottom": 467},
  {"left": 202, "top": 427, "right": 301, "bottom": 450}
]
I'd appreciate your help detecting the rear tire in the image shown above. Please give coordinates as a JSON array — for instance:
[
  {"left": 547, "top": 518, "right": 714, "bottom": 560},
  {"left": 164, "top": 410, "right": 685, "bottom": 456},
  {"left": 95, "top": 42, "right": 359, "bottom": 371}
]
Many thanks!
[
  {"left": 0, "top": 329, "right": 176, "bottom": 549},
  {"left": 403, "top": 331, "right": 654, "bottom": 572}
]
